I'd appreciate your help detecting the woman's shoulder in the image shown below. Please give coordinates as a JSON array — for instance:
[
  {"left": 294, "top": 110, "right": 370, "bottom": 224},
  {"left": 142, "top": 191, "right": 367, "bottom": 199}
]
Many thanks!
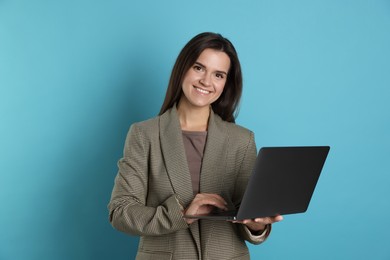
[
  {"left": 214, "top": 114, "right": 253, "bottom": 137},
  {"left": 226, "top": 122, "right": 254, "bottom": 148},
  {"left": 132, "top": 116, "right": 159, "bottom": 128},
  {"left": 229, "top": 121, "right": 252, "bottom": 134},
  {"left": 128, "top": 116, "right": 159, "bottom": 135}
]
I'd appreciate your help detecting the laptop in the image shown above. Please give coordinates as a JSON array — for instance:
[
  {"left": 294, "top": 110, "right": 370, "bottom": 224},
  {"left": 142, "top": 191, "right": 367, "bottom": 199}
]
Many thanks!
[{"left": 184, "top": 146, "right": 330, "bottom": 221}]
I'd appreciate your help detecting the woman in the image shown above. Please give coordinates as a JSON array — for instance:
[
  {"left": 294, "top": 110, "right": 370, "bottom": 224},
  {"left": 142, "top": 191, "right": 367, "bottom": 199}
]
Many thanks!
[{"left": 108, "top": 32, "right": 283, "bottom": 260}]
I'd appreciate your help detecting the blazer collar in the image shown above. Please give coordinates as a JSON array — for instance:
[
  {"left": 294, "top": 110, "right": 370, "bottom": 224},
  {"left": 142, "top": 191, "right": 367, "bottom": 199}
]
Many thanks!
[
  {"left": 159, "top": 105, "right": 193, "bottom": 206},
  {"left": 199, "top": 109, "right": 229, "bottom": 194},
  {"left": 159, "top": 105, "right": 229, "bottom": 206}
]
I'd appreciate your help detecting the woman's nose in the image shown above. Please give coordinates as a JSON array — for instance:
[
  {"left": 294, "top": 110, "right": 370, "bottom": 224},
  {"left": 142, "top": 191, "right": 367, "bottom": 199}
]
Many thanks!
[{"left": 200, "top": 74, "right": 212, "bottom": 87}]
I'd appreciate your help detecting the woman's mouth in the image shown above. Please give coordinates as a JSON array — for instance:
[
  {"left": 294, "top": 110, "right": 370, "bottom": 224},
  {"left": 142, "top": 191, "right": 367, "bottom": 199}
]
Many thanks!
[{"left": 194, "top": 86, "right": 210, "bottom": 94}]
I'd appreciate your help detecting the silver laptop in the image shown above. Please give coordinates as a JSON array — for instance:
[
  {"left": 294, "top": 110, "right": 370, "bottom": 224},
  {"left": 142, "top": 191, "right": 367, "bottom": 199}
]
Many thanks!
[{"left": 184, "top": 146, "right": 330, "bottom": 221}]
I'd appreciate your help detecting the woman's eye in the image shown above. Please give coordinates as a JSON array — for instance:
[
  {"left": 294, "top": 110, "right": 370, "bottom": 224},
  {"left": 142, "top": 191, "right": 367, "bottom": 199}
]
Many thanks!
[
  {"left": 216, "top": 73, "right": 224, "bottom": 79},
  {"left": 194, "top": 65, "right": 203, "bottom": 71}
]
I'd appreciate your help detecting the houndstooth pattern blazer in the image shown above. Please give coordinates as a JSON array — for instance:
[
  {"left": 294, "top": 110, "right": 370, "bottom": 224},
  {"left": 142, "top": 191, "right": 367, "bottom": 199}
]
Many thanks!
[{"left": 108, "top": 106, "right": 270, "bottom": 260}]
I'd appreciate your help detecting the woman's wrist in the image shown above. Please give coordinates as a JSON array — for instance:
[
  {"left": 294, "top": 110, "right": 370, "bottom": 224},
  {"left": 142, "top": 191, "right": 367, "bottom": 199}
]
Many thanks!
[{"left": 246, "top": 223, "right": 266, "bottom": 235}]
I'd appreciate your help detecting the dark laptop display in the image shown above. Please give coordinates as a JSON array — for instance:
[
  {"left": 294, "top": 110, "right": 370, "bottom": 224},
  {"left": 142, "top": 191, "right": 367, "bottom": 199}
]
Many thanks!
[{"left": 184, "top": 146, "right": 330, "bottom": 221}]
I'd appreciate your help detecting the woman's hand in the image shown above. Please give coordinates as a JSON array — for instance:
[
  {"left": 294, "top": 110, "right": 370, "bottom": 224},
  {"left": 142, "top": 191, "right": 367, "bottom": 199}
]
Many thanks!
[
  {"left": 183, "top": 193, "right": 228, "bottom": 225},
  {"left": 233, "top": 215, "right": 283, "bottom": 233}
]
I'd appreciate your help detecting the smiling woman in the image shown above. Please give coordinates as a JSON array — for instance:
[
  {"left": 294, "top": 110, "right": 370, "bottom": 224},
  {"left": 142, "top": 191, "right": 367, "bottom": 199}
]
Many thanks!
[
  {"left": 179, "top": 48, "right": 230, "bottom": 131},
  {"left": 1, "top": 0, "right": 389, "bottom": 259},
  {"left": 159, "top": 32, "right": 244, "bottom": 124},
  {"left": 108, "top": 32, "right": 282, "bottom": 260}
]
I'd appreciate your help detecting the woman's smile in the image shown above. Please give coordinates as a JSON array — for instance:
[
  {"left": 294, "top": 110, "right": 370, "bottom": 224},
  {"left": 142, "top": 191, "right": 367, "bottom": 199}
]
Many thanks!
[
  {"left": 180, "top": 48, "right": 230, "bottom": 109},
  {"left": 193, "top": 86, "right": 211, "bottom": 95}
]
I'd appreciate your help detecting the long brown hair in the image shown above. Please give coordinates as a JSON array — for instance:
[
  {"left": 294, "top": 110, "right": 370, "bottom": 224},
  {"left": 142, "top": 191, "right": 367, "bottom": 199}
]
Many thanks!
[{"left": 159, "top": 32, "right": 243, "bottom": 123}]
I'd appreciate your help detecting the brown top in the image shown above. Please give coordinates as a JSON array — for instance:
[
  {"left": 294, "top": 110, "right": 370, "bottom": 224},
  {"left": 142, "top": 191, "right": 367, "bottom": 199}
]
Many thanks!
[{"left": 182, "top": 130, "right": 207, "bottom": 195}]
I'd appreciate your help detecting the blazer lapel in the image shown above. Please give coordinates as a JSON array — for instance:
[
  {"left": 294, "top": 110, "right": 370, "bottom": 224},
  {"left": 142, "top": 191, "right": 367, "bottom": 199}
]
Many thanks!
[
  {"left": 199, "top": 111, "right": 229, "bottom": 254},
  {"left": 159, "top": 106, "right": 194, "bottom": 207},
  {"left": 199, "top": 111, "right": 228, "bottom": 194},
  {"left": 159, "top": 106, "right": 202, "bottom": 256}
]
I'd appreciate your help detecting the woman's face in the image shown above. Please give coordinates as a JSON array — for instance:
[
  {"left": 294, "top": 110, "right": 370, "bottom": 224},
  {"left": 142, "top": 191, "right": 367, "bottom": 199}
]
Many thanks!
[{"left": 180, "top": 48, "right": 230, "bottom": 109}]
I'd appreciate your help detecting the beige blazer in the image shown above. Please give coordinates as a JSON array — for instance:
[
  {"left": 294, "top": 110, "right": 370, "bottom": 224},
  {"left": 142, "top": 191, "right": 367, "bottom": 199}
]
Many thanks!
[{"left": 108, "top": 106, "right": 270, "bottom": 260}]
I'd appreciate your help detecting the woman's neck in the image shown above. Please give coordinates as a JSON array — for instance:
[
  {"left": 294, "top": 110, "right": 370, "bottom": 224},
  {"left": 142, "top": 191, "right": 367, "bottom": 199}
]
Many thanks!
[{"left": 177, "top": 100, "right": 210, "bottom": 131}]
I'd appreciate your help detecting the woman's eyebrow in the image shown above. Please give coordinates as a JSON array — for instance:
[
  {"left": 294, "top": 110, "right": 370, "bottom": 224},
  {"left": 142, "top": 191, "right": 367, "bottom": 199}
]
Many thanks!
[
  {"left": 194, "top": 61, "right": 228, "bottom": 75},
  {"left": 194, "top": 61, "right": 206, "bottom": 68}
]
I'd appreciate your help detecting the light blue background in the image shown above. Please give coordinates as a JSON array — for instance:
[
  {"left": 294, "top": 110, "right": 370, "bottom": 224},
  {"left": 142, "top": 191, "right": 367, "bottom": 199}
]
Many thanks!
[{"left": 1, "top": 0, "right": 389, "bottom": 259}]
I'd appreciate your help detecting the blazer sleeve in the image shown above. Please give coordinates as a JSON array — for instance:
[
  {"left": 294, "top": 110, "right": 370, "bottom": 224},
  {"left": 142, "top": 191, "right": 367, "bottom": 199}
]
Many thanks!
[
  {"left": 233, "top": 131, "right": 272, "bottom": 244},
  {"left": 107, "top": 123, "right": 188, "bottom": 236}
]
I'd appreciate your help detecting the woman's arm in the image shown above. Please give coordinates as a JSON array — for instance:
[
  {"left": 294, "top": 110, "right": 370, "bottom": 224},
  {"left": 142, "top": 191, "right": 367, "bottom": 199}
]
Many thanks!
[{"left": 108, "top": 123, "right": 188, "bottom": 236}]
